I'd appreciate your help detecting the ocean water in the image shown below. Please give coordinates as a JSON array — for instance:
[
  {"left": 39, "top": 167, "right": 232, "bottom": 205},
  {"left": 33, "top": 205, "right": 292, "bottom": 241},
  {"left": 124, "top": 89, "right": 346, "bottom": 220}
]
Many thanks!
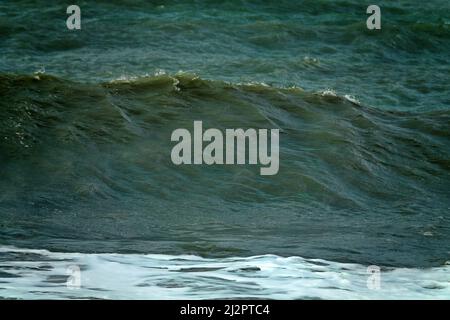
[{"left": 0, "top": 0, "right": 449, "bottom": 299}]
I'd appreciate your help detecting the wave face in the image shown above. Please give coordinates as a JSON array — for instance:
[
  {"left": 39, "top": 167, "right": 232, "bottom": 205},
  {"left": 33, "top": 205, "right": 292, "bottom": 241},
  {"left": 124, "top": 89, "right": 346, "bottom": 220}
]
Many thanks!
[
  {"left": 0, "top": 73, "right": 449, "bottom": 270},
  {"left": 0, "top": 247, "right": 449, "bottom": 300}
]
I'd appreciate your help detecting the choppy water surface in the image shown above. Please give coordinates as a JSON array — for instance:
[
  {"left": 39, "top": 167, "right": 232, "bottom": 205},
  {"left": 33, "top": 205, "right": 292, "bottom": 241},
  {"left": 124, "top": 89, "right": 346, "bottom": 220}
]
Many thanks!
[{"left": 0, "top": 1, "right": 449, "bottom": 299}]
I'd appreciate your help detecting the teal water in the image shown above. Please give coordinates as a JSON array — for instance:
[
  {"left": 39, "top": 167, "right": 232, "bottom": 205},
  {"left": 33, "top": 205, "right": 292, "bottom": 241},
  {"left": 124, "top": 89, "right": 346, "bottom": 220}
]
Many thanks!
[{"left": 0, "top": 1, "right": 449, "bottom": 298}]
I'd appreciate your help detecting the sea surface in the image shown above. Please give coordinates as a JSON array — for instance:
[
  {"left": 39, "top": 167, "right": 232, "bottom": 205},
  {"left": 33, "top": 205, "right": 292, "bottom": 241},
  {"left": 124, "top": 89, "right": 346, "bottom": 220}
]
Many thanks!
[{"left": 0, "top": 0, "right": 449, "bottom": 299}]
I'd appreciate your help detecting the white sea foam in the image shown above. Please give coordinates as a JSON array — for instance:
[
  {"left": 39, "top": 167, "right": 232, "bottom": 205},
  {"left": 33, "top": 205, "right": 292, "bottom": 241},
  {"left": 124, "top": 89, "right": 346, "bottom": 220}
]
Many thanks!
[
  {"left": 0, "top": 246, "right": 448, "bottom": 299},
  {"left": 344, "top": 94, "right": 361, "bottom": 105},
  {"left": 319, "top": 89, "right": 338, "bottom": 97}
]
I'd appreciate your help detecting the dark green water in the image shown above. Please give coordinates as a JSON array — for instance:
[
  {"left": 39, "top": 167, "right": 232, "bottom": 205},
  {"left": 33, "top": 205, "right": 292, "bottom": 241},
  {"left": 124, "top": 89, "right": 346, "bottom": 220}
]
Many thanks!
[{"left": 0, "top": 0, "right": 449, "bottom": 299}]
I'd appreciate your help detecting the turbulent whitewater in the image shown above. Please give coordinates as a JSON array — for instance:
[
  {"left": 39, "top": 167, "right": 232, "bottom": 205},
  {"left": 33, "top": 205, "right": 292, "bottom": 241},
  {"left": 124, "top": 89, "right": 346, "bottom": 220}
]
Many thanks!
[{"left": 1, "top": 247, "right": 449, "bottom": 299}]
